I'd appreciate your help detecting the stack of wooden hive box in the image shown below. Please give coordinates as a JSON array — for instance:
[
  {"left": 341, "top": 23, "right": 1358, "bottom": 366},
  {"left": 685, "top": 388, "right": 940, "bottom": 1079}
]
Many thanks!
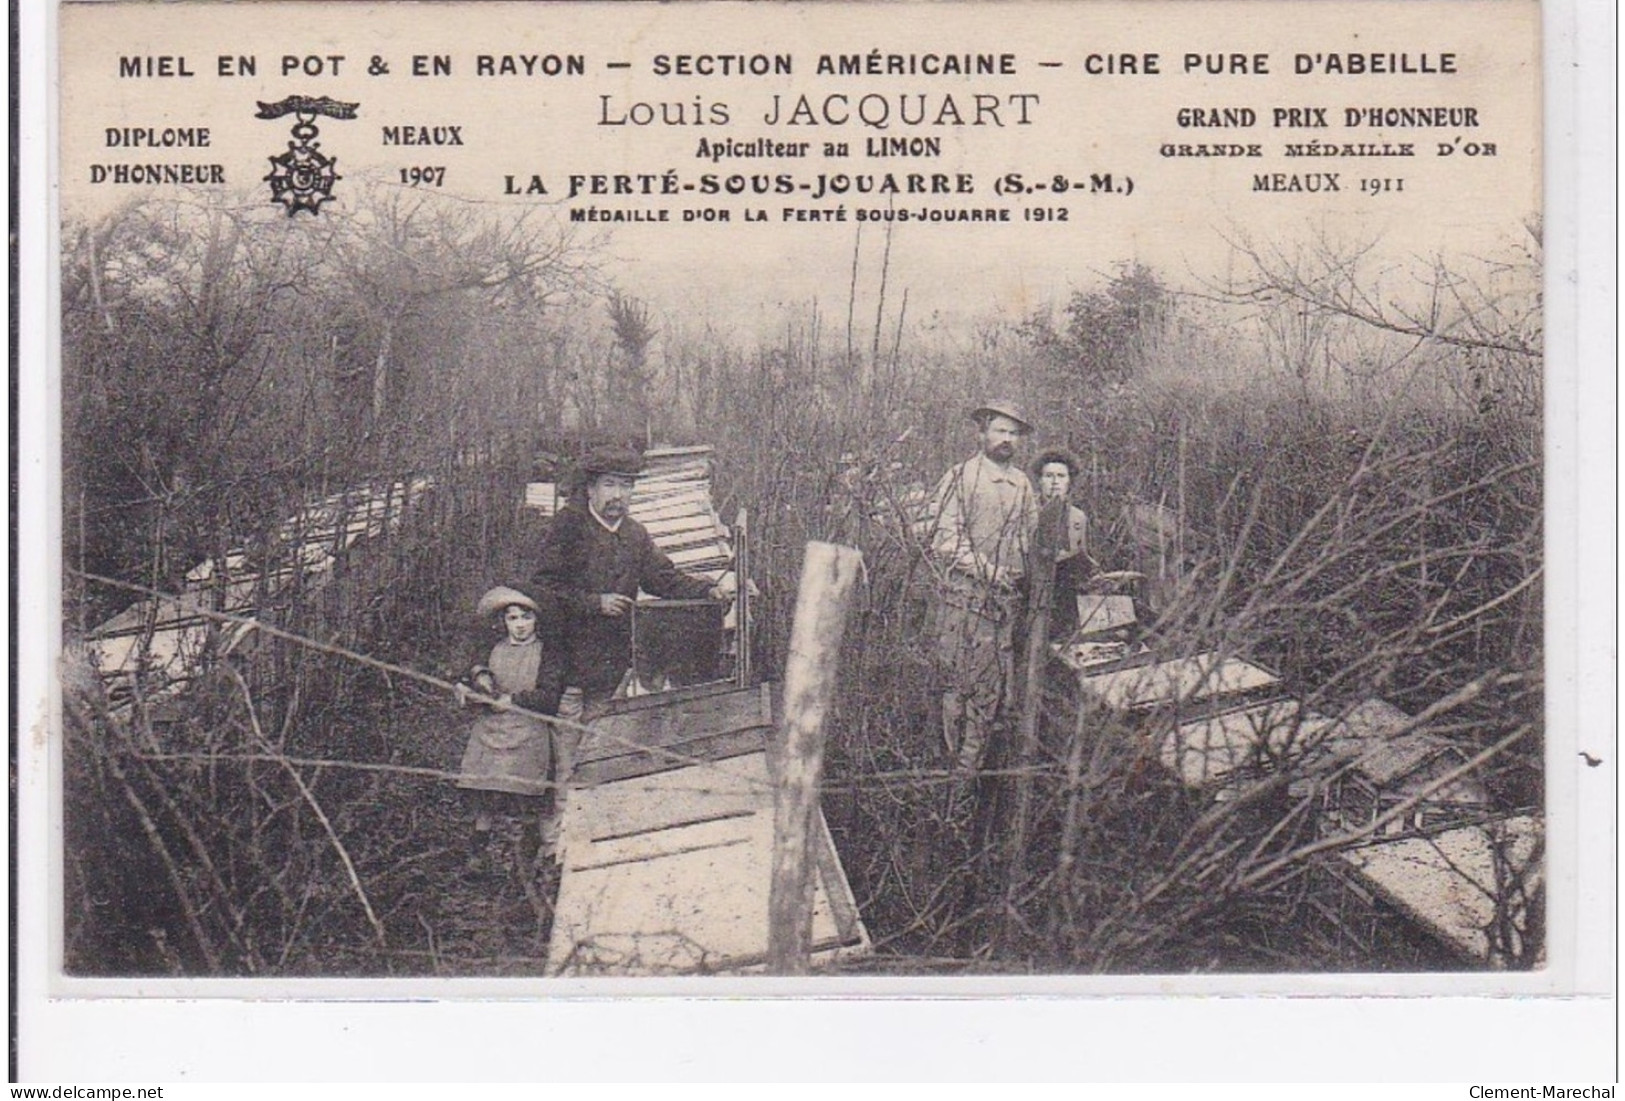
[{"left": 87, "top": 477, "right": 431, "bottom": 707}]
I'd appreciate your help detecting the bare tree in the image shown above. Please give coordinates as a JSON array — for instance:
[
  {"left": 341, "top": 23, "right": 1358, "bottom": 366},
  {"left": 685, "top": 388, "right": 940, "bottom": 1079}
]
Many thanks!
[{"left": 329, "top": 183, "right": 596, "bottom": 431}]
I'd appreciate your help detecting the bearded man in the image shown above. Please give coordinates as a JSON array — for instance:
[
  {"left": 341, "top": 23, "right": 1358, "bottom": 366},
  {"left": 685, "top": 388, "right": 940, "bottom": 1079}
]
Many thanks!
[{"left": 927, "top": 401, "right": 1039, "bottom": 770}]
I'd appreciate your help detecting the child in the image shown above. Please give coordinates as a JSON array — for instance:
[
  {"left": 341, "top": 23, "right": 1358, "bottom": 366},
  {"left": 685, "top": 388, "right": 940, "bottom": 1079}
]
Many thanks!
[{"left": 457, "top": 586, "right": 565, "bottom": 869}]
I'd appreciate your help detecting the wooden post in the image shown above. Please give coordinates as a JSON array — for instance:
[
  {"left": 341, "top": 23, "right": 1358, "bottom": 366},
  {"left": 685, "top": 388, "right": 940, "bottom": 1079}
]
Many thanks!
[
  {"left": 768, "top": 540, "right": 862, "bottom": 974},
  {"left": 997, "top": 496, "right": 1067, "bottom": 952},
  {"left": 735, "top": 506, "right": 751, "bottom": 687}
]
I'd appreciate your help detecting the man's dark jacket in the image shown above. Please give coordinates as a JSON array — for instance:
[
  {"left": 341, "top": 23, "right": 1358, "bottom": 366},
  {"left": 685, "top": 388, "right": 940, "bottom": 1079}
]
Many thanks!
[{"left": 530, "top": 504, "right": 714, "bottom": 697}]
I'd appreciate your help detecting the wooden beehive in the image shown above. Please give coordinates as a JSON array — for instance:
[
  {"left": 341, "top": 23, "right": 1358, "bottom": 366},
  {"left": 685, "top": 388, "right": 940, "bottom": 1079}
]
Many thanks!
[
  {"left": 86, "top": 477, "right": 431, "bottom": 703},
  {"left": 1157, "top": 698, "right": 1304, "bottom": 788},
  {"left": 548, "top": 681, "right": 870, "bottom": 975},
  {"left": 1299, "top": 699, "right": 1489, "bottom": 837}
]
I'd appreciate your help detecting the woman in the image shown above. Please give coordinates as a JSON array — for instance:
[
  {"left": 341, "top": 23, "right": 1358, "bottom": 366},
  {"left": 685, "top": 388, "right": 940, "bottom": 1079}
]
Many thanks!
[{"left": 1029, "top": 447, "right": 1096, "bottom": 641}]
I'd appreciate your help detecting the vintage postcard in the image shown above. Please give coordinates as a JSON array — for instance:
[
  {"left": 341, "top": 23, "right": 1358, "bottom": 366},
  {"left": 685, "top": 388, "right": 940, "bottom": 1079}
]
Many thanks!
[{"left": 17, "top": 0, "right": 1614, "bottom": 1080}]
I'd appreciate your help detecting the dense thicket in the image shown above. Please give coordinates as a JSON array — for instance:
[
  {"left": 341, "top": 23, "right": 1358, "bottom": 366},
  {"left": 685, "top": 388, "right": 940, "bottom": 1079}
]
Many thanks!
[{"left": 62, "top": 190, "right": 1542, "bottom": 974}]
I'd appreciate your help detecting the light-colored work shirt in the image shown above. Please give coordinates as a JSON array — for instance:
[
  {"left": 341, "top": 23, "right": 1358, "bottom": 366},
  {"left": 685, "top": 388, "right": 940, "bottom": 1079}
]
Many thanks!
[{"left": 929, "top": 451, "right": 1039, "bottom": 587}]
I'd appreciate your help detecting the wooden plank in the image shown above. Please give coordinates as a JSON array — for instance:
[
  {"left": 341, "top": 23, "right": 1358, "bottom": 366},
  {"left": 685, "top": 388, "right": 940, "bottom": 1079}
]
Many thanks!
[
  {"left": 649, "top": 532, "right": 730, "bottom": 555},
  {"left": 635, "top": 469, "right": 710, "bottom": 483},
  {"left": 1149, "top": 685, "right": 1294, "bottom": 729},
  {"left": 1073, "top": 594, "right": 1137, "bottom": 635},
  {"left": 643, "top": 445, "right": 715, "bottom": 460},
  {"left": 633, "top": 494, "right": 711, "bottom": 512},
  {"left": 635, "top": 472, "right": 710, "bottom": 488},
  {"left": 548, "top": 852, "right": 848, "bottom": 976},
  {"left": 523, "top": 483, "right": 559, "bottom": 509},
  {"left": 634, "top": 500, "right": 721, "bottom": 525},
  {"left": 91, "top": 599, "right": 221, "bottom": 639},
  {"left": 1080, "top": 653, "right": 1279, "bottom": 712},
  {"left": 582, "top": 710, "right": 768, "bottom": 768},
  {"left": 630, "top": 516, "right": 715, "bottom": 535},
  {"left": 632, "top": 498, "right": 713, "bottom": 517},
  {"left": 1051, "top": 639, "right": 1150, "bottom": 675},
  {"left": 633, "top": 496, "right": 711, "bottom": 513},
  {"left": 661, "top": 558, "right": 731, "bottom": 576},
  {"left": 645, "top": 517, "right": 725, "bottom": 539},
  {"left": 652, "top": 544, "right": 730, "bottom": 567},
  {"left": 548, "top": 790, "right": 854, "bottom": 975},
  {"left": 659, "top": 542, "right": 731, "bottom": 561},
  {"left": 1312, "top": 698, "right": 1418, "bottom": 771},
  {"left": 637, "top": 513, "right": 721, "bottom": 535},
  {"left": 563, "top": 752, "right": 768, "bottom": 841},
  {"left": 576, "top": 727, "right": 768, "bottom": 785},
  {"left": 634, "top": 475, "right": 712, "bottom": 491},
  {"left": 639, "top": 470, "right": 713, "bottom": 482},
  {"left": 663, "top": 545, "right": 730, "bottom": 562},
  {"left": 567, "top": 812, "right": 761, "bottom": 872},
  {"left": 549, "top": 747, "right": 867, "bottom": 975},
  {"left": 666, "top": 546, "right": 733, "bottom": 568},
  {"left": 633, "top": 591, "right": 725, "bottom": 606},
  {"left": 632, "top": 480, "right": 713, "bottom": 497},
  {"left": 578, "top": 682, "right": 772, "bottom": 764},
  {"left": 641, "top": 513, "right": 723, "bottom": 537},
  {"left": 812, "top": 809, "right": 864, "bottom": 946},
  {"left": 93, "top": 624, "right": 208, "bottom": 678},
  {"left": 595, "top": 678, "right": 763, "bottom": 718}
]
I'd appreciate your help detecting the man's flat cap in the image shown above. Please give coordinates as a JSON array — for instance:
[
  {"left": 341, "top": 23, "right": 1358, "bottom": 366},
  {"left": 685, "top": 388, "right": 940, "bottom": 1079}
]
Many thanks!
[
  {"left": 578, "top": 446, "right": 645, "bottom": 478},
  {"left": 969, "top": 400, "right": 1035, "bottom": 434}
]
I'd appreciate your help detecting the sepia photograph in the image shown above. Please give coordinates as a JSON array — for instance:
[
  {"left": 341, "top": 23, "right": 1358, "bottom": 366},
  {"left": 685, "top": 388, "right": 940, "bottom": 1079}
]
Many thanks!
[
  {"left": 45, "top": 0, "right": 1558, "bottom": 988},
  {"left": 18, "top": 1, "right": 1620, "bottom": 1081}
]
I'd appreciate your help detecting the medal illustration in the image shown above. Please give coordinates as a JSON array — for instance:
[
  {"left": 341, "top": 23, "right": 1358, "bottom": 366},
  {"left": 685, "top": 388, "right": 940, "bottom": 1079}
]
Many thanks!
[{"left": 256, "top": 95, "right": 359, "bottom": 216}]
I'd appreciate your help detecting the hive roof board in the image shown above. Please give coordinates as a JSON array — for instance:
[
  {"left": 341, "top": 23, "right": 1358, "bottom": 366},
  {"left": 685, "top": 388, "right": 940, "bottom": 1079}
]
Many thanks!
[
  {"left": 548, "top": 682, "right": 869, "bottom": 975},
  {"left": 90, "top": 590, "right": 238, "bottom": 683},
  {"left": 1288, "top": 699, "right": 1489, "bottom": 807},
  {"left": 1320, "top": 699, "right": 1478, "bottom": 789},
  {"left": 1074, "top": 594, "right": 1137, "bottom": 636},
  {"left": 1336, "top": 815, "right": 1542, "bottom": 964},
  {"left": 1158, "top": 699, "right": 1302, "bottom": 787},
  {"left": 1078, "top": 652, "right": 1280, "bottom": 713},
  {"left": 523, "top": 482, "right": 560, "bottom": 514}
]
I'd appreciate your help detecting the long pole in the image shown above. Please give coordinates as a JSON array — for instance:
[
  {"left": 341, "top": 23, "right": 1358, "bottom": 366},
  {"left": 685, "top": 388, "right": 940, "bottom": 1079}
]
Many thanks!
[
  {"left": 767, "top": 540, "right": 862, "bottom": 974},
  {"left": 997, "top": 496, "right": 1066, "bottom": 953},
  {"left": 735, "top": 506, "right": 751, "bottom": 687}
]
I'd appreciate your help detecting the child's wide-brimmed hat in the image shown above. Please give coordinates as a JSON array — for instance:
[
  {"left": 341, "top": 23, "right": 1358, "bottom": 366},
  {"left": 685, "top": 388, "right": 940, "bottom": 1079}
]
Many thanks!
[{"left": 476, "top": 585, "right": 539, "bottom": 620}]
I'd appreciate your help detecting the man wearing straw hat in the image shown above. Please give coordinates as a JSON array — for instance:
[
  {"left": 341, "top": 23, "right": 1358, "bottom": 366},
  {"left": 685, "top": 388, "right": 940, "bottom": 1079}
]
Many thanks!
[{"left": 928, "top": 400, "right": 1040, "bottom": 772}]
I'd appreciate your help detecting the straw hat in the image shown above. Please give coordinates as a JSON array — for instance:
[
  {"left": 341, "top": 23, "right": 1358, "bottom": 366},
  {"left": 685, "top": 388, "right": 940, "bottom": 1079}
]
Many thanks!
[
  {"left": 475, "top": 585, "right": 539, "bottom": 620},
  {"left": 968, "top": 400, "right": 1035, "bottom": 434}
]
